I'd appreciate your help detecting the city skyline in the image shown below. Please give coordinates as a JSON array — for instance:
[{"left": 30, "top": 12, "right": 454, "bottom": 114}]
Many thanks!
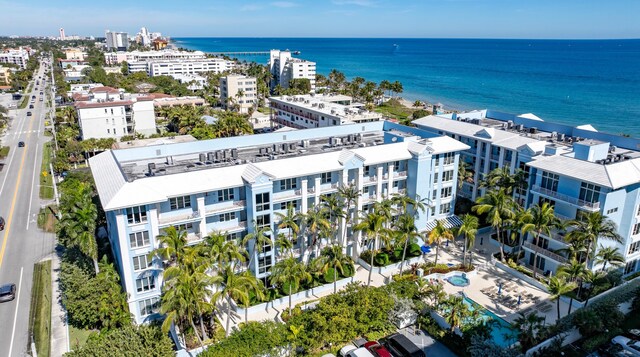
[{"left": 0, "top": 0, "right": 639, "bottom": 39}]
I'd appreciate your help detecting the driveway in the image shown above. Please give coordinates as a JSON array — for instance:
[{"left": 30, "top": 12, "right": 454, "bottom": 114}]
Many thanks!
[{"left": 398, "top": 327, "right": 459, "bottom": 357}]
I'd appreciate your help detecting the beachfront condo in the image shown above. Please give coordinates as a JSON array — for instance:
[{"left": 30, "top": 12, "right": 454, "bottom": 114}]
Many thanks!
[
  {"left": 414, "top": 110, "right": 640, "bottom": 276},
  {"left": 269, "top": 49, "right": 316, "bottom": 92},
  {"left": 88, "top": 121, "right": 468, "bottom": 323}
]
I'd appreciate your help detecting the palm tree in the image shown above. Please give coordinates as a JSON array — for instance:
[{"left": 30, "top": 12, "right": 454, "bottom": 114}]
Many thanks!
[
  {"left": 321, "top": 194, "right": 345, "bottom": 245},
  {"left": 303, "top": 205, "right": 331, "bottom": 260},
  {"left": 456, "top": 214, "right": 479, "bottom": 268},
  {"left": 443, "top": 295, "right": 471, "bottom": 333},
  {"left": 338, "top": 183, "right": 360, "bottom": 247},
  {"left": 521, "top": 202, "right": 562, "bottom": 278},
  {"left": 546, "top": 276, "right": 577, "bottom": 322},
  {"left": 558, "top": 259, "right": 585, "bottom": 314},
  {"left": 152, "top": 226, "right": 188, "bottom": 266},
  {"left": 205, "top": 231, "right": 245, "bottom": 271},
  {"left": 595, "top": 245, "right": 625, "bottom": 271},
  {"left": 269, "top": 257, "right": 312, "bottom": 312},
  {"left": 317, "top": 245, "right": 353, "bottom": 293},
  {"left": 58, "top": 204, "right": 100, "bottom": 273},
  {"left": 417, "top": 280, "right": 446, "bottom": 307},
  {"left": 472, "top": 189, "right": 516, "bottom": 261},
  {"left": 582, "top": 270, "right": 606, "bottom": 307},
  {"left": 481, "top": 167, "right": 516, "bottom": 193},
  {"left": 275, "top": 204, "right": 300, "bottom": 248},
  {"left": 395, "top": 213, "right": 422, "bottom": 276},
  {"left": 275, "top": 233, "right": 294, "bottom": 258},
  {"left": 566, "top": 211, "right": 622, "bottom": 268},
  {"left": 353, "top": 210, "right": 386, "bottom": 287},
  {"left": 513, "top": 311, "right": 545, "bottom": 352},
  {"left": 427, "top": 220, "right": 454, "bottom": 266},
  {"left": 457, "top": 161, "right": 474, "bottom": 189},
  {"left": 242, "top": 222, "right": 273, "bottom": 273},
  {"left": 212, "top": 266, "right": 263, "bottom": 337}
]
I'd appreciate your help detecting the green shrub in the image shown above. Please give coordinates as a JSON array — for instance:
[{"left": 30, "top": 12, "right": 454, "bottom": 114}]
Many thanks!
[
  {"left": 281, "top": 281, "right": 299, "bottom": 295},
  {"left": 200, "top": 321, "right": 289, "bottom": 357},
  {"left": 65, "top": 324, "right": 173, "bottom": 357},
  {"left": 374, "top": 252, "right": 390, "bottom": 267},
  {"left": 342, "top": 263, "right": 355, "bottom": 277},
  {"left": 408, "top": 243, "right": 422, "bottom": 257},
  {"left": 581, "top": 328, "right": 622, "bottom": 352}
]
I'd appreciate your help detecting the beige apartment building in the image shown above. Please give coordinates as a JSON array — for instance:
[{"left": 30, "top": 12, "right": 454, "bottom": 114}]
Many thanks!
[{"left": 220, "top": 75, "right": 257, "bottom": 114}]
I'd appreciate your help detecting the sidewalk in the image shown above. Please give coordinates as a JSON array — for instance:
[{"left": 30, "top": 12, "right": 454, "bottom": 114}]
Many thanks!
[{"left": 50, "top": 252, "right": 69, "bottom": 357}]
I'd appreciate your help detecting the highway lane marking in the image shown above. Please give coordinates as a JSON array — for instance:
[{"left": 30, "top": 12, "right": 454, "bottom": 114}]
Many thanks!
[
  {"left": 0, "top": 137, "right": 19, "bottom": 197},
  {"left": 8, "top": 266, "right": 23, "bottom": 357},
  {"left": 26, "top": 143, "right": 39, "bottom": 231},
  {"left": 0, "top": 105, "right": 35, "bottom": 271}
]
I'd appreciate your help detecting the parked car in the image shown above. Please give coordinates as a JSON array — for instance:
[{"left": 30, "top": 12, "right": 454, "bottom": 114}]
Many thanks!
[
  {"left": 612, "top": 336, "right": 640, "bottom": 356},
  {"left": 380, "top": 333, "right": 426, "bottom": 357},
  {"left": 340, "top": 344, "right": 358, "bottom": 357},
  {"left": 0, "top": 283, "right": 16, "bottom": 302},
  {"left": 346, "top": 348, "right": 375, "bottom": 357},
  {"left": 0, "top": 216, "right": 4, "bottom": 230},
  {"left": 363, "top": 341, "right": 393, "bottom": 357}
]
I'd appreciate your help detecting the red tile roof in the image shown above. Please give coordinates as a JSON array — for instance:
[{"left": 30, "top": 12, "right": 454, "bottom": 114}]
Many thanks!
[{"left": 89, "top": 86, "right": 120, "bottom": 94}]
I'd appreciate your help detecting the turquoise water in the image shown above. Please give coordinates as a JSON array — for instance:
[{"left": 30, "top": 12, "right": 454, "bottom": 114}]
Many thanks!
[
  {"left": 463, "top": 297, "right": 518, "bottom": 348},
  {"left": 174, "top": 37, "right": 640, "bottom": 136},
  {"left": 447, "top": 275, "right": 470, "bottom": 287}
]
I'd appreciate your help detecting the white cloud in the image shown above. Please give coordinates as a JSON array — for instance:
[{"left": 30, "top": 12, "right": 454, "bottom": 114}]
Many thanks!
[
  {"left": 332, "top": 0, "right": 377, "bottom": 7},
  {"left": 271, "top": 1, "right": 298, "bottom": 8}
]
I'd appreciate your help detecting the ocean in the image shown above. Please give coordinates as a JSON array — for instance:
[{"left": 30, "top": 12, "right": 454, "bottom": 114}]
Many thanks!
[{"left": 173, "top": 37, "right": 640, "bottom": 136}]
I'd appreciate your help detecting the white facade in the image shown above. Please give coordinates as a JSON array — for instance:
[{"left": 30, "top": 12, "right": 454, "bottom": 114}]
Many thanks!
[
  {"left": 220, "top": 75, "right": 257, "bottom": 114},
  {"left": 105, "top": 31, "right": 129, "bottom": 51},
  {"left": 0, "top": 48, "right": 30, "bottom": 69},
  {"left": 138, "top": 58, "right": 235, "bottom": 76},
  {"left": 65, "top": 48, "right": 87, "bottom": 60},
  {"left": 173, "top": 74, "right": 206, "bottom": 91},
  {"left": 270, "top": 94, "right": 382, "bottom": 129},
  {"left": 269, "top": 50, "right": 316, "bottom": 92},
  {"left": 104, "top": 50, "right": 206, "bottom": 65},
  {"left": 75, "top": 87, "right": 156, "bottom": 140}
]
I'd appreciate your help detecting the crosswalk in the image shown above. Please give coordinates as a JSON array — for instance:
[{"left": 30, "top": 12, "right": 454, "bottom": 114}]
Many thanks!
[{"left": 14, "top": 130, "right": 39, "bottom": 134}]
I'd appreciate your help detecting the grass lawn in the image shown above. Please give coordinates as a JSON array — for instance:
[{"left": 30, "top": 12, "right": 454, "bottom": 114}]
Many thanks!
[
  {"left": 0, "top": 146, "right": 10, "bottom": 159},
  {"left": 19, "top": 94, "right": 30, "bottom": 109},
  {"left": 69, "top": 325, "right": 94, "bottom": 351},
  {"left": 39, "top": 142, "right": 54, "bottom": 199},
  {"left": 256, "top": 106, "right": 271, "bottom": 115},
  {"left": 37, "top": 206, "right": 57, "bottom": 232},
  {"left": 29, "top": 260, "right": 52, "bottom": 357},
  {"left": 373, "top": 100, "right": 416, "bottom": 122}
]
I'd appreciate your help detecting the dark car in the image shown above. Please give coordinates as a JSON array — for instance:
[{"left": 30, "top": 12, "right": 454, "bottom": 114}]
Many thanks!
[
  {"left": 29, "top": 104, "right": 34, "bottom": 109},
  {"left": 26, "top": 112, "right": 32, "bottom": 116},
  {"left": 31, "top": 95, "right": 36, "bottom": 99},
  {"left": 380, "top": 334, "right": 425, "bottom": 357},
  {"left": 0, "top": 284, "right": 16, "bottom": 303},
  {"left": 18, "top": 141, "right": 25, "bottom": 147},
  {"left": 0, "top": 216, "right": 4, "bottom": 230}
]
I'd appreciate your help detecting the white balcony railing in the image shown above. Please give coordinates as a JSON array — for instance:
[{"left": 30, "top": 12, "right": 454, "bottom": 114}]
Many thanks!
[
  {"left": 158, "top": 210, "right": 201, "bottom": 225},
  {"left": 394, "top": 171, "right": 408, "bottom": 178},
  {"left": 531, "top": 185, "right": 600, "bottom": 211},
  {"left": 522, "top": 241, "right": 568, "bottom": 264},
  {"left": 205, "top": 200, "right": 246, "bottom": 215}
]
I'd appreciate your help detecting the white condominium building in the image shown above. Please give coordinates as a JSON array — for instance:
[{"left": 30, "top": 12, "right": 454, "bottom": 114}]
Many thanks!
[
  {"left": 74, "top": 86, "right": 156, "bottom": 140},
  {"left": 105, "top": 31, "right": 129, "bottom": 51},
  {"left": 270, "top": 94, "right": 382, "bottom": 129},
  {"left": 220, "top": 75, "right": 257, "bottom": 114},
  {"left": 0, "top": 48, "right": 30, "bottom": 69},
  {"left": 127, "top": 58, "right": 235, "bottom": 77},
  {"left": 269, "top": 50, "right": 316, "bottom": 92},
  {"left": 104, "top": 50, "right": 207, "bottom": 65},
  {"left": 89, "top": 120, "right": 468, "bottom": 323}
]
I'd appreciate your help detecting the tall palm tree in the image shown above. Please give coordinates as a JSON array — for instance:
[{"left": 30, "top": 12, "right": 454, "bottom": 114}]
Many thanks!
[
  {"left": 472, "top": 189, "right": 516, "bottom": 261},
  {"left": 513, "top": 311, "right": 545, "bottom": 352},
  {"left": 338, "top": 183, "right": 360, "bottom": 247},
  {"left": 321, "top": 194, "right": 345, "bottom": 245},
  {"left": 373, "top": 198, "right": 395, "bottom": 230},
  {"left": 354, "top": 210, "right": 387, "bottom": 287},
  {"left": 212, "top": 266, "right": 263, "bottom": 337},
  {"left": 303, "top": 205, "right": 331, "bottom": 261},
  {"left": 566, "top": 211, "right": 622, "bottom": 268},
  {"left": 275, "top": 233, "right": 294, "bottom": 258},
  {"left": 274, "top": 204, "right": 300, "bottom": 248},
  {"left": 242, "top": 222, "right": 273, "bottom": 273},
  {"left": 269, "top": 257, "right": 312, "bottom": 312},
  {"left": 521, "top": 202, "right": 562, "bottom": 278},
  {"left": 456, "top": 214, "right": 479, "bottom": 268},
  {"left": 391, "top": 193, "right": 426, "bottom": 218},
  {"left": 58, "top": 204, "right": 100, "bottom": 273},
  {"left": 595, "top": 245, "right": 625, "bottom": 271},
  {"left": 205, "top": 231, "right": 245, "bottom": 271},
  {"left": 395, "top": 213, "right": 422, "bottom": 276},
  {"left": 546, "top": 276, "right": 577, "bottom": 322},
  {"left": 457, "top": 161, "right": 474, "bottom": 189},
  {"left": 317, "top": 245, "right": 353, "bottom": 293},
  {"left": 481, "top": 167, "right": 516, "bottom": 193},
  {"left": 444, "top": 295, "right": 470, "bottom": 333},
  {"left": 582, "top": 270, "right": 606, "bottom": 307},
  {"left": 427, "top": 219, "right": 454, "bottom": 266},
  {"left": 558, "top": 259, "right": 585, "bottom": 314},
  {"left": 152, "top": 226, "right": 188, "bottom": 267}
]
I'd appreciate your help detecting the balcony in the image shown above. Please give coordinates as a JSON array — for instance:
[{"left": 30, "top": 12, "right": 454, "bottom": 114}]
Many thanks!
[
  {"left": 531, "top": 185, "right": 600, "bottom": 211},
  {"left": 362, "top": 194, "right": 377, "bottom": 204},
  {"left": 158, "top": 210, "right": 201, "bottom": 226},
  {"left": 539, "top": 228, "right": 569, "bottom": 244},
  {"left": 205, "top": 200, "right": 246, "bottom": 216},
  {"left": 320, "top": 183, "right": 339, "bottom": 193},
  {"left": 273, "top": 189, "right": 302, "bottom": 201},
  {"left": 224, "top": 221, "right": 248, "bottom": 233},
  {"left": 522, "top": 241, "right": 568, "bottom": 264},
  {"left": 394, "top": 171, "right": 408, "bottom": 179},
  {"left": 186, "top": 232, "right": 204, "bottom": 245}
]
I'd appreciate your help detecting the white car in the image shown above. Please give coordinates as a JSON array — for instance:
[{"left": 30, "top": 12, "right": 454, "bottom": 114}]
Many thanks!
[
  {"left": 346, "top": 348, "right": 374, "bottom": 357},
  {"left": 339, "top": 344, "right": 357, "bottom": 357},
  {"left": 612, "top": 336, "right": 640, "bottom": 356}
]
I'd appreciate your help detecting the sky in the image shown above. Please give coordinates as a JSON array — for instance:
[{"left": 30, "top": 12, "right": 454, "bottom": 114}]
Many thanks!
[{"left": 1, "top": 0, "right": 639, "bottom": 39}]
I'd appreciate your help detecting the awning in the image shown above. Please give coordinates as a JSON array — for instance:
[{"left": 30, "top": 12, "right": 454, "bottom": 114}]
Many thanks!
[{"left": 423, "top": 215, "right": 463, "bottom": 232}]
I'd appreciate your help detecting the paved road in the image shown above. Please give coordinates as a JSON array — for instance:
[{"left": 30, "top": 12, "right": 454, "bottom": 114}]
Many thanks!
[{"left": 0, "top": 60, "right": 57, "bottom": 357}]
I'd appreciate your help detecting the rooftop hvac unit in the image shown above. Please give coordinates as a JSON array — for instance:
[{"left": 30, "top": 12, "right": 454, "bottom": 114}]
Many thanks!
[
  {"left": 356, "top": 133, "right": 363, "bottom": 142},
  {"left": 231, "top": 148, "right": 238, "bottom": 159},
  {"left": 517, "top": 124, "right": 525, "bottom": 131},
  {"left": 302, "top": 140, "right": 310, "bottom": 148},
  {"left": 558, "top": 133, "right": 565, "bottom": 141},
  {"left": 551, "top": 131, "right": 557, "bottom": 138},
  {"left": 530, "top": 127, "right": 537, "bottom": 134},
  {"left": 507, "top": 120, "right": 514, "bottom": 128},
  {"left": 147, "top": 162, "right": 156, "bottom": 176},
  {"left": 207, "top": 152, "right": 215, "bottom": 162},
  {"left": 289, "top": 142, "right": 297, "bottom": 151},
  {"left": 259, "top": 147, "right": 266, "bottom": 156},
  {"left": 610, "top": 145, "right": 617, "bottom": 153},
  {"left": 199, "top": 153, "right": 206, "bottom": 162}
]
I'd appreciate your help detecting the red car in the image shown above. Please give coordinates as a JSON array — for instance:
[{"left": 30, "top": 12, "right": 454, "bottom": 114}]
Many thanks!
[{"left": 363, "top": 341, "right": 393, "bottom": 357}]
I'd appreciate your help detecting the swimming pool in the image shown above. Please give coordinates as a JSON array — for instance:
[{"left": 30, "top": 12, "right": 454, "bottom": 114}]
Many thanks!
[
  {"left": 447, "top": 275, "right": 470, "bottom": 287},
  {"left": 463, "top": 297, "right": 518, "bottom": 348}
]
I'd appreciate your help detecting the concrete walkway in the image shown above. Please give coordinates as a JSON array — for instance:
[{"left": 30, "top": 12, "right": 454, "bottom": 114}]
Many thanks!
[{"left": 50, "top": 252, "right": 69, "bottom": 357}]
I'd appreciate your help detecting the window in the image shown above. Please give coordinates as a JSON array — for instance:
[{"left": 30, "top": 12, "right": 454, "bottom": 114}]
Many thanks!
[
  {"left": 139, "top": 297, "right": 160, "bottom": 316},
  {"left": 633, "top": 223, "right": 640, "bottom": 235},
  {"left": 441, "top": 187, "right": 452, "bottom": 198},
  {"left": 432, "top": 189, "right": 437, "bottom": 200},
  {"left": 433, "top": 172, "right": 439, "bottom": 184},
  {"left": 629, "top": 242, "right": 640, "bottom": 255},
  {"left": 364, "top": 166, "right": 371, "bottom": 176},
  {"left": 136, "top": 276, "right": 155, "bottom": 292},
  {"left": 255, "top": 192, "right": 270, "bottom": 212},
  {"left": 226, "top": 232, "right": 240, "bottom": 242},
  {"left": 218, "top": 188, "right": 235, "bottom": 201},
  {"left": 174, "top": 223, "right": 193, "bottom": 232},
  {"left": 279, "top": 201, "right": 298, "bottom": 210},
  {"left": 258, "top": 255, "right": 273, "bottom": 274},
  {"left": 606, "top": 207, "right": 618, "bottom": 215},
  {"left": 442, "top": 170, "right": 454, "bottom": 182},
  {"left": 256, "top": 214, "right": 270, "bottom": 229},
  {"left": 169, "top": 195, "right": 191, "bottom": 210},
  {"left": 439, "top": 203, "right": 451, "bottom": 215},
  {"left": 579, "top": 182, "right": 601, "bottom": 204},
  {"left": 624, "top": 260, "right": 638, "bottom": 275},
  {"left": 443, "top": 152, "right": 455, "bottom": 165},
  {"left": 280, "top": 178, "right": 297, "bottom": 191},
  {"left": 129, "top": 231, "right": 150, "bottom": 249},
  {"left": 541, "top": 171, "right": 559, "bottom": 192},
  {"left": 392, "top": 161, "right": 400, "bottom": 170},
  {"left": 126, "top": 206, "right": 147, "bottom": 224},
  {"left": 132, "top": 255, "right": 151, "bottom": 271},
  {"left": 434, "top": 155, "right": 440, "bottom": 166},
  {"left": 219, "top": 212, "right": 236, "bottom": 222},
  {"left": 107, "top": 129, "right": 110, "bottom": 134},
  {"left": 321, "top": 172, "right": 332, "bottom": 184}
]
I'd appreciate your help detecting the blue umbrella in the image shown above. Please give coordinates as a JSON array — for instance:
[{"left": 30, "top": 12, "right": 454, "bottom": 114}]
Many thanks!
[
  {"left": 517, "top": 295, "right": 522, "bottom": 305},
  {"left": 421, "top": 245, "right": 431, "bottom": 254},
  {"left": 498, "top": 282, "right": 502, "bottom": 295}
]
